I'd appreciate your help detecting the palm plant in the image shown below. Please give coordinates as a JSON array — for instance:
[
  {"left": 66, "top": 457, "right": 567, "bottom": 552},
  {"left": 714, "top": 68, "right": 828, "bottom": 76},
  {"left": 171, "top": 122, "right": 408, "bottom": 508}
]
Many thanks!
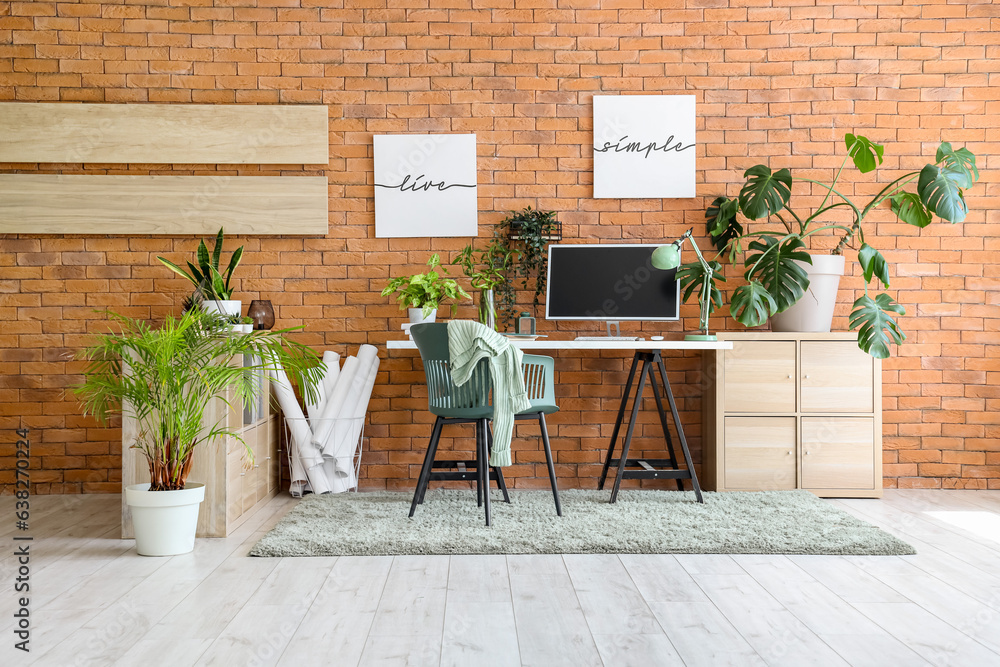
[
  {"left": 158, "top": 227, "right": 243, "bottom": 302},
  {"left": 75, "top": 308, "right": 324, "bottom": 491},
  {"left": 701, "top": 134, "right": 979, "bottom": 358}
]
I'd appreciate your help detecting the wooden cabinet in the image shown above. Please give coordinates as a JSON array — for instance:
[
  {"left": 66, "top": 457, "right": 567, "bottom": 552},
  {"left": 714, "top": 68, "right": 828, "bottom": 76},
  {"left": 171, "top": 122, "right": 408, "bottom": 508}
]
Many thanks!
[
  {"left": 122, "top": 359, "right": 282, "bottom": 538},
  {"left": 704, "top": 332, "right": 881, "bottom": 498}
]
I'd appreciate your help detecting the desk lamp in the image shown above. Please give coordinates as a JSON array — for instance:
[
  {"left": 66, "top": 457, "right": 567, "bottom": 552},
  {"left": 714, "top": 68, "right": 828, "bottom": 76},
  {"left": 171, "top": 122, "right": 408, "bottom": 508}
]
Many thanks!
[{"left": 651, "top": 228, "right": 717, "bottom": 341}]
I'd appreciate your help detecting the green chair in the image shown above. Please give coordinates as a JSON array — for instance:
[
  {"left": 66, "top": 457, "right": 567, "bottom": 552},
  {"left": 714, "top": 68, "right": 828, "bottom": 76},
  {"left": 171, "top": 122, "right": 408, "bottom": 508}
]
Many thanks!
[{"left": 409, "top": 322, "right": 561, "bottom": 526}]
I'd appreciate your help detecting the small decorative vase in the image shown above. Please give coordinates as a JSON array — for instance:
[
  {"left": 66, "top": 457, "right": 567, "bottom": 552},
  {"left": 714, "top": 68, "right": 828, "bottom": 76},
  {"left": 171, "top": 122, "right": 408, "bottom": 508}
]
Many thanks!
[
  {"left": 247, "top": 299, "right": 275, "bottom": 330},
  {"left": 408, "top": 308, "right": 437, "bottom": 325},
  {"left": 479, "top": 289, "right": 497, "bottom": 330}
]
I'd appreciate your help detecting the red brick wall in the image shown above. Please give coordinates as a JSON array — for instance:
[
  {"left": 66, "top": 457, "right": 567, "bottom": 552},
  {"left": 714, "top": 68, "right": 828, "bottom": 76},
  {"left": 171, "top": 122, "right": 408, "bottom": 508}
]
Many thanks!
[{"left": 2, "top": 0, "right": 998, "bottom": 493}]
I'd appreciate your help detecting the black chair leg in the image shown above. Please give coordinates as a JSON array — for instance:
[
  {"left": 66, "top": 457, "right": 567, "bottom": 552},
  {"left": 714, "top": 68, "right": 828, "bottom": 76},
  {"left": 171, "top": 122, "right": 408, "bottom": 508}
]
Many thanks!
[
  {"left": 476, "top": 419, "right": 484, "bottom": 508},
  {"left": 487, "top": 423, "right": 511, "bottom": 503},
  {"left": 538, "top": 412, "right": 562, "bottom": 517},
  {"left": 410, "top": 417, "right": 443, "bottom": 517},
  {"left": 479, "top": 418, "right": 492, "bottom": 526}
]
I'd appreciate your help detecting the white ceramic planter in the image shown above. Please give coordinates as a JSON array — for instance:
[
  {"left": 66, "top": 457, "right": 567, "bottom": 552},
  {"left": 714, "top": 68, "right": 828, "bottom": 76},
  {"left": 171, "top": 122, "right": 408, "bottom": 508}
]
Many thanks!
[
  {"left": 125, "top": 483, "right": 205, "bottom": 556},
  {"left": 202, "top": 300, "right": 242, "bottom": 318},
  {"left": 408, "top": 308, "right": 437, "bottom": 325},
  {"left": 770, "top": 254, "right": 846, "bottom": 333}
]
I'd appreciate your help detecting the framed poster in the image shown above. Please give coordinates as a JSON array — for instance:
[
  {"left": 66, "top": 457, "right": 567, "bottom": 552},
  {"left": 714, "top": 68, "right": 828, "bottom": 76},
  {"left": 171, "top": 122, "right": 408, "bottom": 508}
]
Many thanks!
[
  {"left": 592, "top": 95, "right": 696, "bottom": 199},
  {"left": 373, "top": 133, "right": 478, "bottom": 238}
]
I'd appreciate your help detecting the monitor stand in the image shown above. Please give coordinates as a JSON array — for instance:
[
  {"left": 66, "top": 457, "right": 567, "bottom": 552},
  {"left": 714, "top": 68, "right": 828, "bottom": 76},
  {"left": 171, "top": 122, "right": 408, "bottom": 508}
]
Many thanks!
[{"left": 606, "top": 321, "right": 621, "bottom": 337}]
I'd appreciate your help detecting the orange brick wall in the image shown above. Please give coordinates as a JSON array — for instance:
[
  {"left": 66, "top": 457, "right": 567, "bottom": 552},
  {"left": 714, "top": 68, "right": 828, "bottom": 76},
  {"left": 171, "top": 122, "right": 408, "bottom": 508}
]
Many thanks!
[{"left": 1, "top": 0, "right": 998, "bottom": 493}]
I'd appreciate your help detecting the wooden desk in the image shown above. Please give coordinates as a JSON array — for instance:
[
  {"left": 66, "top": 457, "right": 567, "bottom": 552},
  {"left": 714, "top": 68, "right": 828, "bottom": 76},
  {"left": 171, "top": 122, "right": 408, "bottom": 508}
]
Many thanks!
[{"left": 387, "top": 336, "right": 732, "bottom": 503}]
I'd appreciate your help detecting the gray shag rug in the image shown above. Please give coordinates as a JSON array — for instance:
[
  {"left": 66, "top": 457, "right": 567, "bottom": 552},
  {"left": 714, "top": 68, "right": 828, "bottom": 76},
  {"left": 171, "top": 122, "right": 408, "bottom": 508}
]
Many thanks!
[{"left": 249, "top": 489, "right": 915, "bottom": 557}]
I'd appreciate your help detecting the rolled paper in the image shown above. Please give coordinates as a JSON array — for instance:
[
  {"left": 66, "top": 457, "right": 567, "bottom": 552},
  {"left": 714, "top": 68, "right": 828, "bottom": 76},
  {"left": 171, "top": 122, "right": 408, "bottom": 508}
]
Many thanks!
[
  {"left": 333, "top": 354, "right": 379, "bottom": 480},
  {"left": 311, "top": 345, "right": 376, "bottom": 449},
  {"left": 320, "top": 345, "right": 377, "bottom": 460},
  {"left": 307, "top": 351, "right": 341, "bottom": 424},
  {"left": 269, "top": 367, "right": 331, "bottom": 494}
]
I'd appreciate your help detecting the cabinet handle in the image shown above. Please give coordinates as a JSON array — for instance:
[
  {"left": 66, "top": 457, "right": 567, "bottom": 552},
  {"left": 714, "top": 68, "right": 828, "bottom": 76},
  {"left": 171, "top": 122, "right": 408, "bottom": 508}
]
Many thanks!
[
  {"left": 787, "top": 374, "right": 792, "bottom": 379},
  {"left": 786, "top": 451, "right": 792, "bottom": 455},
  {"left": 240, "top": 472, "right": 245, "bottom": 476},
  {"left": 805, "top": 451, "right": 811, "bottom": 456},
  {"left": 804, "top": 375, "right": 810, "bottom": 379}
]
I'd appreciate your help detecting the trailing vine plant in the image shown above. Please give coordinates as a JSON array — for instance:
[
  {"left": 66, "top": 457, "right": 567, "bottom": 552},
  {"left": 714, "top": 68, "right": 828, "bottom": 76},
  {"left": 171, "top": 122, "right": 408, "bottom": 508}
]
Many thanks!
[{"left": 496, "top": 207, "right": 560, "bottom": 327}]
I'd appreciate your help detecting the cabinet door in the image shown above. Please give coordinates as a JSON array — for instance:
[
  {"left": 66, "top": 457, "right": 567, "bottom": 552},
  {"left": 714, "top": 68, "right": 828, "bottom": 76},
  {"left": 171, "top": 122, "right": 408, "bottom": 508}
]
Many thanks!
[
  {"left": 266, "top": 417, "right": 280, "bottom": 493},
  {"left": 724, "top": 417, "right": 797, "bottom": 490},
  {"left": 800, "top": 417, "right": 876, "bottom": 490},
  {"left": 242, "top": 424, "right": 261, "bottom": 512},
  {"left": 226, "top": 435, "right": 244, "bottom": 525},
  {"left": 723, "top": 341, "right": 796, "bottom": 413},
  {"left": 800, "top": 341, "right": 874, "bottom": 413}
]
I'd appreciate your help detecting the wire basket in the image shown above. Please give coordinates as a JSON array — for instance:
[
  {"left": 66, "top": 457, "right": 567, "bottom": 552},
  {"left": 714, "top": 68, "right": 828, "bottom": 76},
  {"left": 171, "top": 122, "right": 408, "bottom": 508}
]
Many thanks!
[{"left": 282, "top": 416, "right": 365, "bottom": 497}]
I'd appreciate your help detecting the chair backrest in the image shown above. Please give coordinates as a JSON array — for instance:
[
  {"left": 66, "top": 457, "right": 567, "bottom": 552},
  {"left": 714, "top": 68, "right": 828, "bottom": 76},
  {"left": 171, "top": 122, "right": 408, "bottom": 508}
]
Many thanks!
[{"left": 410, "top": 322, "right": 492, "bottom": 416}]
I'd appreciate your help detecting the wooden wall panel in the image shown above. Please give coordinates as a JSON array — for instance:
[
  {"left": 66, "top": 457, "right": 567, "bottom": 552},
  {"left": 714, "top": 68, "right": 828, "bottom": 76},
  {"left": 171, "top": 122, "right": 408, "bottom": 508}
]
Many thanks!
[
  {"left": 0, "top": 174, "right": 329, "bottom": 235},
  {"left": 0, "top": 103, "right": 329, "bottom": 164}
]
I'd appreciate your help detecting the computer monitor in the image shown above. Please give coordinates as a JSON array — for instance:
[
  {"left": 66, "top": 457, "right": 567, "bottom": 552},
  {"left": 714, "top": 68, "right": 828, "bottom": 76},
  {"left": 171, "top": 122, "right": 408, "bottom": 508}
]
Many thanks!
[{"left": 545, "top": 244, "right": 680, "bottom": 322}]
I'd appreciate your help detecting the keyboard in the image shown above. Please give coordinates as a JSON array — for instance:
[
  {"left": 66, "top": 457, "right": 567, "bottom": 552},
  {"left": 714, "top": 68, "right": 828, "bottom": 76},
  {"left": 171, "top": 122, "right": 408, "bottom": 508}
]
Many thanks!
[{"left": 574, "top": 336, "right": 644, "bottom": 341}]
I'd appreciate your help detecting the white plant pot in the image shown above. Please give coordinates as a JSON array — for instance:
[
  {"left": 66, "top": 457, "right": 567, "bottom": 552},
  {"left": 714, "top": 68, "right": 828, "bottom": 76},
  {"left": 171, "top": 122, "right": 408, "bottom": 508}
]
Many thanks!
[
  {"left": 770, "top": 254, "right": 846, "bottom": 333},
  {"left": 125, "top": 483, "right": 205, "bottom": 556},
  {"left": 239, "top": 323, "right": 253, "bottom": 334},
  {"left": 408, "top": 308, "right": 437, "bottom": 325},
  {"left": 202, "top": 300, "right": 241, "bottom": 318}
]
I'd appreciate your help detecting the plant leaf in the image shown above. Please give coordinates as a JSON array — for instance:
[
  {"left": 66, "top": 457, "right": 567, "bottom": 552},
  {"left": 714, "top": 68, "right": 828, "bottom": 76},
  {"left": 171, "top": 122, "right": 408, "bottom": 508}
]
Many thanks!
[
  {"left": 211, "top": 228, "right": 224, "bottom": 271},
  {"left": 730, "top": 280, "right": 777, "bottom": 327},
  {"left": 705, "top": 196, "right": 743, "bottom": 252},
  {"left": 935, "top": 142, "right": 979, "bottom": 188},
  {"left": 197, "top": 240, "right": 211, "bottom": 274},
  {"left": 676, "top": 260, "right": 726, "bottom": 315},
  {"left": 918, "top": 164, "right": 969, "bottom": 223},
  {"left": 156, "top": 257, "right": 201, "bottom": 288},
  {"left": 850, "top": 293, "right": 906, "bottom": 359},
  {"left": 845, "top": 133, "right": 884, "bottom": 174},
  {"left": 857, "top": 243, "right": 890, "bottom": 288},
  {"left": 738, "top": 165, "right": 792, "bottom": 220},
  {"left": 890, "top": 192, "right": 932, "bottom": 228},
  {"left": 185, "top": 261, "right": 205, "bottom": 284},
  {"left": 744, "top": 235, "right": 812, "bottom": 313},
  {"left": 223, "top": 246, "right": 243, "bottom": 292}
]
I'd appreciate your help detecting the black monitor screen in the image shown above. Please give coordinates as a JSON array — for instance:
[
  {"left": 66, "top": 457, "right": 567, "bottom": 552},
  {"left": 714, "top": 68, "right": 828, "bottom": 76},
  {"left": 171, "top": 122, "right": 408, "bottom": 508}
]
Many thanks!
[{"left": 545, "top": 244, "right": 679, "bottom": 321}]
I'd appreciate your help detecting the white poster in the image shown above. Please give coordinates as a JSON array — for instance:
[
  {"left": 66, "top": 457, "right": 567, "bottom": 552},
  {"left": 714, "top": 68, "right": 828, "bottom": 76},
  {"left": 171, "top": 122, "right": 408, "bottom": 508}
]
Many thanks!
[
  {"left": 374, "top": 133, "right": 478, "bottom": 238},
  {"left": 593, "top": 95, "right": 696, "bottom": 199}
]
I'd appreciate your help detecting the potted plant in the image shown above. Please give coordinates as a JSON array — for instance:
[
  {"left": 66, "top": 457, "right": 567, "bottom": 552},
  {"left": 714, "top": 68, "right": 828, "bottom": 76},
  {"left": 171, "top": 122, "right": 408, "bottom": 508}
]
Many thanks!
[
  {"left": 453, "top": 238, "right": 517, "bottom": 330},
  {"left": 157, "top": 227, "right": 244, "bottom": 318},
  {"left": 497, "top": 207, "right": 560, "bottom": 321},
  {"left": 381, "top": 253, "right": 470, "bottom": 324},
  {"left": 75, "top": 308, "right": 323, "bottom": 556},
  {"left": 239, "top": 316, "right": 254, "bottom": 334},
  {"left": 702, "top": 134, "right": 979, "bottom": 358}
]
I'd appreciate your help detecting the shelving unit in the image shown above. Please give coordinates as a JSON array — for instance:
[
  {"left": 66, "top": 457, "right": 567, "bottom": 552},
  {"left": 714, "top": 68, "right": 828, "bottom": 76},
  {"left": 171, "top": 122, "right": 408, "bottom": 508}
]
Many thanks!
[{"left": 703, "top": 332, "right": 882, "bottom": 498}]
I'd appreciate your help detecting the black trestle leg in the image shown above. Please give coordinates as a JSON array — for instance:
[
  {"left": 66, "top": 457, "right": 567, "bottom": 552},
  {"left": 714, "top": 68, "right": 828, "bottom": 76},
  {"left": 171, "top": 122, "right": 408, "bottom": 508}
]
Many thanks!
[
  {"left": 649, "top": 374, "right": 684, "bottom": 492},
  {"left": 538, "top": 412, "right": 562, "bottom": 517},
  {"left": 611, "top": 360, "right": 650, "bottom": 503},
  {"left": 598, "top": 354, "right": 639, "bottom": 490},
  {"left": 656, "top": 355, "right": 704, "bottom": 504}
]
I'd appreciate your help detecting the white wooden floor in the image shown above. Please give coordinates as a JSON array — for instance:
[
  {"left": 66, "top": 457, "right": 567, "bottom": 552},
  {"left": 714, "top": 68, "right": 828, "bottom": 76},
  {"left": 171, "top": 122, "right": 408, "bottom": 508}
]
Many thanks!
[{"left": 2, "top": 490, "right": 1000, "bottom": 667}]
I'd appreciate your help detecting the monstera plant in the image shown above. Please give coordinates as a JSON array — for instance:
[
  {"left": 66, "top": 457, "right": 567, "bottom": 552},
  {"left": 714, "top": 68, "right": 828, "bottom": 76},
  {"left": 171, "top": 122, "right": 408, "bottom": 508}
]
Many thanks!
[{"left": 699, "top": 134, "right": 979, "bottom": 358}]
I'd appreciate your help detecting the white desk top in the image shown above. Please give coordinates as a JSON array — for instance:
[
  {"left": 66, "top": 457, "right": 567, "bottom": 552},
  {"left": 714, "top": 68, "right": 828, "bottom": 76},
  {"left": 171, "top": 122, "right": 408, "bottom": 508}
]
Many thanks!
[{"left": 385, "top": 338, "right": 733, "bottom": 351}]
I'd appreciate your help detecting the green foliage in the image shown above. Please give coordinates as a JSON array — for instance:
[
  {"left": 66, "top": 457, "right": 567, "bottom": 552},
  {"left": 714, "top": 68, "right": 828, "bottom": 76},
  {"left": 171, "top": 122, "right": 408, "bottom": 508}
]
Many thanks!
[
  {"left": 381, "top": 254, "right": 470, "bottom": 318},
  {"left": 705, "top": 196, "right": 742, "bottom": 253},
  {"left": 704, "top": 133, "right": 979, "bottom": 357},
  {"left": 730, "top": 281, "right": 778, "bottom": 328},
  {"left": 498, "top": 207, "right": 559, "bottom": 320},
  {"left": 738, "top": 166, "right": 792, "bottom": 220},
  {"left": 676, "top": 259, "right": 726, "bottom": 315},
  {"left": 857, "top": 243, "right": 890, "bottom": 289},
  {"left": 454, "top": 237, "right": 518, "bottom": 330},
  {"left": 845, "top": 133, "right": 885, "bottom": 174},
  {"left": 157, "top": 228, "right": 244, "bottom": 302},
  {"left": 743, "top": 236, "right": 812, "bottom": 314},
  {"left": 850, "top": 293, "right": 906, "bottom": 359},
  {"left": 75, "top": 308, "right": 324, "bottom": 490}
]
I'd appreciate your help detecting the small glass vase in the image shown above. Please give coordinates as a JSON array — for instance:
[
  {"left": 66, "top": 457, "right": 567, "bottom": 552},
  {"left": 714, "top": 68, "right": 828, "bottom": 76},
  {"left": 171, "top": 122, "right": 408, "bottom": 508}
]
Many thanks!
[
  {"left": 478, "top": 289, "right": 497, "bottom": 330},
  {"left": 247, "top": 300, "right": 275, "bottom": 330}
]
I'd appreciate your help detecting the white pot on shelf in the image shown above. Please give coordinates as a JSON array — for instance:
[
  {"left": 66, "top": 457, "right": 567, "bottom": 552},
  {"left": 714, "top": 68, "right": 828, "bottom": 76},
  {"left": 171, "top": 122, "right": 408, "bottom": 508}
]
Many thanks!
[
  {"left": 770, "top": 254, "right": 845, "bottom": 333},
  {"left": 202, "top": 300, "right": 242, "bottom": 318},
  {"left": 124, "top": 483, "right": 205, "bottom": 556},
  {"left": 407, "top": 308, "right": 437, "bottom": 325}
]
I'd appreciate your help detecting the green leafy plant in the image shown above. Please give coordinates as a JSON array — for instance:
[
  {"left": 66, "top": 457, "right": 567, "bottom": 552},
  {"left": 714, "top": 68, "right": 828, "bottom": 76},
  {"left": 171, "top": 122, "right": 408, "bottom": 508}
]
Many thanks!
[
  {"left": 240, "top": 316, "right": 253, "bottom": 325},
  {"left": 75, "top": 308, "right": 324, "bottom": 491},
  {"left": 497, "top": 207, "right": 560, "bottom": 322},
  {"left": 381, "top": 254, "right": 470, "bottom": 318},
  {"left": 707, "top": 134, "right": 979, "bottom": 358},
  {"left": 453, "top": 238, "right": 518, "bottom": 329},
  {"left": 157, "top": 227, "right": 244, "bottom": 302}
]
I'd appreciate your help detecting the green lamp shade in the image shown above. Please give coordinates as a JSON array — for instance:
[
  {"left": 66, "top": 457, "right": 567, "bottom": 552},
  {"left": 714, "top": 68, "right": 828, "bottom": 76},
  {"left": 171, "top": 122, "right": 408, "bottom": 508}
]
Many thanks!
[{"left": 651, "top": 244, "right": 681, "bottom": 270}]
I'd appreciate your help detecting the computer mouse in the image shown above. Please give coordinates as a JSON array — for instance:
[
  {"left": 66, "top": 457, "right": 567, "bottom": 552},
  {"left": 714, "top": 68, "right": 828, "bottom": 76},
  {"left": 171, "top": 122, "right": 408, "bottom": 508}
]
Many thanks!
[{"left": 651, "top": 335, "right": 664, "bottom": 341}]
